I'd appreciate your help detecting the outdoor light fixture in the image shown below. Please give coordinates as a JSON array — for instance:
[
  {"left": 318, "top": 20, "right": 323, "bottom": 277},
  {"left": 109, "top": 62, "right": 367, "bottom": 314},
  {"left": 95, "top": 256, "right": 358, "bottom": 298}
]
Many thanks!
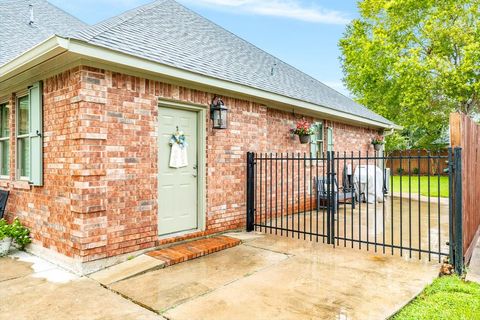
[{"left": 210, "top": 96, "right": 228, "bottom": 129}]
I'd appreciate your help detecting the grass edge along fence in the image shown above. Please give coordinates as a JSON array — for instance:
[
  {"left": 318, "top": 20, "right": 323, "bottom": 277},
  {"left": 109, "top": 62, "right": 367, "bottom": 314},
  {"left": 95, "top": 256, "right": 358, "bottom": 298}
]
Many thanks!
[{"left": 388, "top": 149, "right": 449, "bottom": 176}]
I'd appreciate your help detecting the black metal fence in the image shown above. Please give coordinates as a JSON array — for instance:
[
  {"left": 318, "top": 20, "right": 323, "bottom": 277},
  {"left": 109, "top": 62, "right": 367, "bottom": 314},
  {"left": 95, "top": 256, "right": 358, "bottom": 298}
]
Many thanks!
[{"left": 246, "top": 149, "right": 464, "bottom": 273}]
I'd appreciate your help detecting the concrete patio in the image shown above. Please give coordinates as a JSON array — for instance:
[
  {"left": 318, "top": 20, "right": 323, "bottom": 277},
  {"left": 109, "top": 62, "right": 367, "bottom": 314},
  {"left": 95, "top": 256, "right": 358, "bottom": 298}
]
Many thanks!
[
  {"left": 104, "top": 232, "right": 439, "bottom": 319},
  {"left": 0, "top": 252, "right": 163, "bottom": 320},
  {"left": 261, "top": 196, "right": 451, "bottom": 260},
  {"left": 0, "top": 232, "right": 441, "bottom": 320}
]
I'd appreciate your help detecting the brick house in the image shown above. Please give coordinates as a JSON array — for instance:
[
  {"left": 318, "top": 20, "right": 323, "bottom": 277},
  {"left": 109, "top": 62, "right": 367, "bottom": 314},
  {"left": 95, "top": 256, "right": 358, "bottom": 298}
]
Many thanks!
[{"left": 0, "top": 0, "right": 396, "bottom": 273}]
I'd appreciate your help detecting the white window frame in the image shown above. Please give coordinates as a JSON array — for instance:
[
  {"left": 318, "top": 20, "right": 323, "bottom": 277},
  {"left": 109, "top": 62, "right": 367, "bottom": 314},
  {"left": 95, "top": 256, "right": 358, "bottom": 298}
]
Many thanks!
[
  {"left": 0, "top": 103, "right": 9, "bottom": 179},
  {"left": 311, "top": 121, "right": 324, "bottom": 156},
  {"left": 16, "top": 95, "right": 30, "bottom": 181},
  {"left": 327, "top": 127, "right": 334, "bottom": 152}
]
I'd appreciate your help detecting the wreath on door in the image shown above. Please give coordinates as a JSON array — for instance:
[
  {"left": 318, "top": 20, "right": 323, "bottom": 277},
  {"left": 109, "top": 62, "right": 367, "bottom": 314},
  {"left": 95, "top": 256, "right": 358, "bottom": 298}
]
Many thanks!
[{"left": 169, "top": 128, "right": 188, "bottom": 168}]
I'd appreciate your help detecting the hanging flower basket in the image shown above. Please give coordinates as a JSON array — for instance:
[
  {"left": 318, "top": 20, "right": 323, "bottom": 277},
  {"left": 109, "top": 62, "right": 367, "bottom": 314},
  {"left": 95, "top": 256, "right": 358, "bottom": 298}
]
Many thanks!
[
  {"left": 290, "top": 119, "right": 314, "bottom": 144},
  {"left": 298, "top": 135, "right": 311, "bottom": 144},
  {"left": 372, "top": 134, "right": 385, "bottom": 151}
]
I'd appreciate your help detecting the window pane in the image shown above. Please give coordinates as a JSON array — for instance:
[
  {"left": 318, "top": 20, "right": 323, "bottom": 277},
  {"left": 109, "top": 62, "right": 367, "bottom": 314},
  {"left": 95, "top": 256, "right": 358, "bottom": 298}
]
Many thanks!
[
  {"left": 0, "top": 104, "right": 8, "bottom": 138},
  {"left": 316, "top": 123, "right": 323, "bottom": 141},
  {"left": 19, "top": 138, "right": 30, "bottom": 177},
  {"left": 1, "top": 140, "right": 9, "bottom": 176},
  {"left": 318, "top": 142, "right": 324, "bottom": 154},
  {"left": 18, "top": 96, "right": 29, "bottom": 136}
]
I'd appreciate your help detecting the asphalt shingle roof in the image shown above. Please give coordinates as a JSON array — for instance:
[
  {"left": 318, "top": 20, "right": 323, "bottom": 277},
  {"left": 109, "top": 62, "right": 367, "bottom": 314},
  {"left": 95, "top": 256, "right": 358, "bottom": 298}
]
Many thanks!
[
  {"left": 1, "top": 0, "right": 393, "bottom": 126},
  {"left": 0, "top": 0, "right": 87, "bottom": 65}
]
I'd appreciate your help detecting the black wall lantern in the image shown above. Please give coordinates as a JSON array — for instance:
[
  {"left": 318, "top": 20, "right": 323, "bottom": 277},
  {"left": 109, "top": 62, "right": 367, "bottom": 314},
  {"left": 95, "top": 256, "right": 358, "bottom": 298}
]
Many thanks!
[{"left": 210, "top": 96, "right": 228, "bottom": 129}]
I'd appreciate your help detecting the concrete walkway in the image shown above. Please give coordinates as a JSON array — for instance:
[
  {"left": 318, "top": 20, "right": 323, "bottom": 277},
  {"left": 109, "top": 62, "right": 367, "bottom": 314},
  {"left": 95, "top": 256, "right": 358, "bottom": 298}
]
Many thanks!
[
  {"left": 467, "top": 237, "right": 480, "bottom": 283},
  {"left": 0, "top": 251, "right": 165, "bottom": 320},
  {"left": 0, "top": 234, "right": 441, "bottom": 320},
  {"left": 104, "top": 232, "right": 440, "bottom": 320}
]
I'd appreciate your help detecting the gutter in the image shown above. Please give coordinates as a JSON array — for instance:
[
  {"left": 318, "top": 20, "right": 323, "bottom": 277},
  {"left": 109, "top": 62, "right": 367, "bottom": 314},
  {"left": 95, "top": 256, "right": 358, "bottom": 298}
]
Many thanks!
[
  {"left": 0, "top": 35, "right": 400, "bottom": 130},
  {"left": 0, "top": 36, "right": 69, "bottom": 80}
]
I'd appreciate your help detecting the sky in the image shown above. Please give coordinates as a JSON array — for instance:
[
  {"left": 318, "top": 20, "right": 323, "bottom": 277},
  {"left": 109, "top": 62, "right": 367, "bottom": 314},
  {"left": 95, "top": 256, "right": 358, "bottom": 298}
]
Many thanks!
[{"left": 49, "top": 0, "right": 360, "bottom": 96}]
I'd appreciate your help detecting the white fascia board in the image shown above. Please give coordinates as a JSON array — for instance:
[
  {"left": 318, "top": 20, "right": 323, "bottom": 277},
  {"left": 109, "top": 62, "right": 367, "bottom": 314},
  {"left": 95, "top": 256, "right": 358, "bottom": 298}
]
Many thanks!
[
  {"left": 66, "top": 39, "right": 395, "bottom": 129},
  {"left": 1, "top": 36, "right": 399, "bottom": 130},
  {"left": 0, "top": 36, "right": 69, "bottom": 81}
]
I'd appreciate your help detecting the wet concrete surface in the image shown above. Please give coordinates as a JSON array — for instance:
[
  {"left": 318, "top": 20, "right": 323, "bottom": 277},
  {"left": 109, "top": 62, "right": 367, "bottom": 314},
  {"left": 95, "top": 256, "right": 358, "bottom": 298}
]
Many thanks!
[
  {"left": 0, "top": 254, "right": 164, "bottom": 320},
  {"left": 1, "top": 219, "right": 441, "bottom": 319},
  {"left": 260, "top": 197, "right": 450, "bottom": 260},
  {"left": 109, "top": 245, "right": 289, "bottom": 312},
  {"left": 0, "top": 255, "right": 34, "bottom": 282},
  {"left": 108, "top": 233, "right": 440, "bottom": 320}
]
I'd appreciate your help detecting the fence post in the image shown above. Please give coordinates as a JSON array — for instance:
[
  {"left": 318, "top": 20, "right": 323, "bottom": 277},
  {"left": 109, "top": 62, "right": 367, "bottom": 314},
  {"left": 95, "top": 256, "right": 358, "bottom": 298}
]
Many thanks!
[
  {"left": 448, "top": 148, "right": 454, "bottom": 264},
  {"left": 246, "top": 152, "right": 255, "bottom": 232},
  {"left": 453, "top": 147, "right": 464, "bottom": 274},
  {"left": 325, "top": 151, "right": 335, "bottom": 245},
  {"left": 330, "top": 151, "right": 336, "bottom": 245}
]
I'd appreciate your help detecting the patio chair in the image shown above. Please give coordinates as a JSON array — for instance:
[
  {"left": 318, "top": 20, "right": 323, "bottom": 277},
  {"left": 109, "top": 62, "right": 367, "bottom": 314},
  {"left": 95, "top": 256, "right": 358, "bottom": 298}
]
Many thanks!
[
  {"left": 315, "top": 175, "right": 355, "bottom": 213},
  {"left": 342, "top": 165, "right": 355, "bottom": 194},
  {"left": 0, "top": 190, "right": 9, "bottom": 219}
]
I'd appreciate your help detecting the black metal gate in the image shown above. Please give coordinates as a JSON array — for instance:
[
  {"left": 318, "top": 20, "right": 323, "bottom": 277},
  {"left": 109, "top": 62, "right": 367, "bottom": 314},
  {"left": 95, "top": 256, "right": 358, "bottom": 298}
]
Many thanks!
[{"left": 246, "top": 149, "right": 464, "bottom": 273}]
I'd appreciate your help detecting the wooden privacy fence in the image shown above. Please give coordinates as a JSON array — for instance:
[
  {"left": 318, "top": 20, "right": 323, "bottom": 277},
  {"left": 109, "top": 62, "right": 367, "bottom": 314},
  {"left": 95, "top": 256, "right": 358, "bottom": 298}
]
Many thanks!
[
  {"left": 450, "top": 113, "right": 480, "bottom": 263},
  {"left": 387, "top": 149, "right": 449, "bottom": 175}
]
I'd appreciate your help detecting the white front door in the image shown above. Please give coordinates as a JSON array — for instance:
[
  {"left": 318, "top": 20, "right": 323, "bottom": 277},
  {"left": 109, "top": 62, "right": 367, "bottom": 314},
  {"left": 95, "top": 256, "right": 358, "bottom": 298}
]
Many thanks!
[{"left": 158, "top": 107, "right": 198, "bottom": 235}]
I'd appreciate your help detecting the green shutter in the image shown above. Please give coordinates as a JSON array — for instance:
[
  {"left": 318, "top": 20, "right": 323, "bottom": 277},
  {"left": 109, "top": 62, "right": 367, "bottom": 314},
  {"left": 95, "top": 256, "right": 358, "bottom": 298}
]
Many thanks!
[
  {"left": 327, "top": 127, "right": 334, "bottom": 152},
  {"left": 29, "top": 81, "right": 43, "bottom": 186}
]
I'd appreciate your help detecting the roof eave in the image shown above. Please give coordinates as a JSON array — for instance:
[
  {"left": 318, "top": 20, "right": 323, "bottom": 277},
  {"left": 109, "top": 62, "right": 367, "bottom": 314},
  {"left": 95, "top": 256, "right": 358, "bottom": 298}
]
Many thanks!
[
  {"left": 0, "top": 35, "right": 69, "bottom": 81},
  {"left": 1, "top": 36, "right": 397, "bottom": 130}
]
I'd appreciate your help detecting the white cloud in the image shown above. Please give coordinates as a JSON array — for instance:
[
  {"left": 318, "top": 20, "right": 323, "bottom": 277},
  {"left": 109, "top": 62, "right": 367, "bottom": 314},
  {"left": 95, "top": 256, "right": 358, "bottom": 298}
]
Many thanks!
[{"left": 182, "top": 0, "right": 350, "bottom": 25}]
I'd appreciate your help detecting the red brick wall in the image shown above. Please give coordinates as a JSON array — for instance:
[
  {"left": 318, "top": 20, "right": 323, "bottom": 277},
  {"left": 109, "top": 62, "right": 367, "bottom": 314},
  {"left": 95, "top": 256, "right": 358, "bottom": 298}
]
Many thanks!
[
  {"left": 2, "top": 66, "right": 379, "bottom": 262},
  {"left": 3, "top": 68, "right": 84, "bottom": 258}
]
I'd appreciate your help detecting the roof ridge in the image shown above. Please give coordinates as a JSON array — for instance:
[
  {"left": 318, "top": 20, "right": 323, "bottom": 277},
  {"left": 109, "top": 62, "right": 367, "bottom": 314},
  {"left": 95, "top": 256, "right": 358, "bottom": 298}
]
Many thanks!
[
  {"left": 73, "top": 0, "right": 360, "bottom": 108},
  {"left": 64, "top": 0, "right": 392, "bottom": 125},
  {"left": 172, "top": 0, "right": 335, "bottom": 90},
  {"left": 75, "top": 0, "right": 168, "bottom": 41},
  {"left": 171, "top": 0, "right": 370, "bottom": 111}
]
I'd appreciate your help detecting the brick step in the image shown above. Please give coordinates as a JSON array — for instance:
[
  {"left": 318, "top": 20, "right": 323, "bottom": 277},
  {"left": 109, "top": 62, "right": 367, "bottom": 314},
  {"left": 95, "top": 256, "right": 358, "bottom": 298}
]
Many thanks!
[{"left": 147, "top": 235, "right": 241, "bottom": 266}]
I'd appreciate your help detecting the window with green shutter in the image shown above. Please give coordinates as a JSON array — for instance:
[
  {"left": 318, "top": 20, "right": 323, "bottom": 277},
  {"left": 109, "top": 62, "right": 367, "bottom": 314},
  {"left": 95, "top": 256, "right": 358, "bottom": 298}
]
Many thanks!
[
  {"left": 0, "top": 103, "right": 9, "bottom": 176},
  {"left": 327, "top": 127, "right": 334, "bottom": 152},
  {"left": 17, "top": 95, "right": 30, "bottom": 179},
  {"left": 310, "top": 121, "right": 324, "bottom": 156},
  {"left": 16, "top": 82, "right": 43, "bottom": 185}
]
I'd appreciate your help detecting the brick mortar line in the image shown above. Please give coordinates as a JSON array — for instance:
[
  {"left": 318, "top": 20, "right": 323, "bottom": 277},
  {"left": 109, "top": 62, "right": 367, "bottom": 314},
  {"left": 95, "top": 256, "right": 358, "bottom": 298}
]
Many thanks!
[{"left": 148, "top": 238, "right": 242, "bottom": 266}]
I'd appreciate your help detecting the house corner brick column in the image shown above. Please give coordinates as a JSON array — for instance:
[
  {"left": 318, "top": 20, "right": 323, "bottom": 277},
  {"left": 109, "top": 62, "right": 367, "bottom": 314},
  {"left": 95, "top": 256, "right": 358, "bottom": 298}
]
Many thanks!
[{"left": 69, "top": 67, "right": 109, "bottom": 261}]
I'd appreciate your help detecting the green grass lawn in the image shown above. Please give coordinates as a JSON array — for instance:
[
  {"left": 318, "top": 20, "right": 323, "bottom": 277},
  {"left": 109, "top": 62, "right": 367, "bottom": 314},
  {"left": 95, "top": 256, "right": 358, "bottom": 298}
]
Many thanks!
[
  {"left": 391, "top": 176, "right": 449, "bottom": 198},
  {"left": 391, "top": 276, "right": 480, "bottom": 320}
]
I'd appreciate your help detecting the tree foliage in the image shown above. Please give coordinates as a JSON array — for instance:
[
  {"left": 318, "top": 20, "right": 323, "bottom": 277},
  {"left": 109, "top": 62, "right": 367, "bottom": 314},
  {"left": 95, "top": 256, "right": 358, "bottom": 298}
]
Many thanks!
[{"left": 340, "top": 0, "right": 480, "bottom": 150}]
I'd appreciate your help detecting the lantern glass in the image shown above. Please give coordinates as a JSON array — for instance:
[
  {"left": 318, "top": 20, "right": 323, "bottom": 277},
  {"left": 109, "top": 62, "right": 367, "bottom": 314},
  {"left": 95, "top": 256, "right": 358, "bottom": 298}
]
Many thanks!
[{"left": 211, "top": 102, "right": 228, "bottom": 129}]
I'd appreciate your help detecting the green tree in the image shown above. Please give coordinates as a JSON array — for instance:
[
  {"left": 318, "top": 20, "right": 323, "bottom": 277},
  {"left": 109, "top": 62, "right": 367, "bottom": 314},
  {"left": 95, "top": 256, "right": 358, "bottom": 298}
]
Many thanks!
[{"left": 340, "top": 0, "right": 480, "bottom": 150}]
